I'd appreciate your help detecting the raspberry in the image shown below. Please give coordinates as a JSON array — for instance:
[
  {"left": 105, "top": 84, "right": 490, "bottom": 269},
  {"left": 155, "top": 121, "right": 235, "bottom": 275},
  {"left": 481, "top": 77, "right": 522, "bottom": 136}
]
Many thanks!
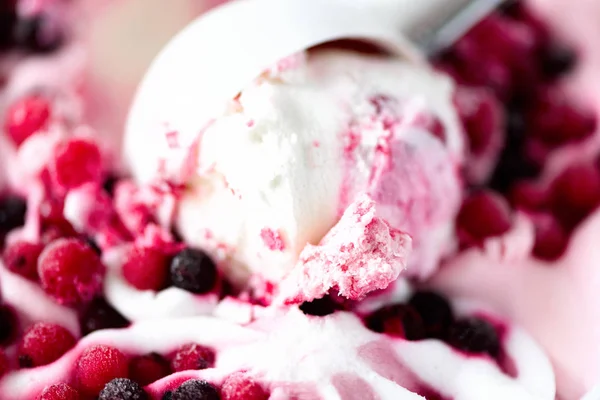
[
  {"left": 38, "top": 383, "right": 80, "bottom": 400},
  {"left": 365, "top": 304, "right": 425, "bottom": 340},
  {"left": 457, "top": 191, "right": 513, "bottom": 241},
  {"left": 532, "top": 214, "right": 569, "bottom": 261},
  {"left": 169, "top": 248, "right": 218, "bottom": 294},
  {"left": 79, "top": 297, "right": 129, "bottom": 336},
  {"left": 50, "top": 138, "right": 103, "bottom": 190},
  {"left": 99, "top": 378, "right": 148, "bottom": 400},
  {"left": 4, "top": 95, "right": 51, "bottom": 147},
  {"left": 169, "top": 380, "right": 219, "bottom": 400},
  {"left": 18, "top": 322, "right": 76, "bottom": 367},
  {"left": 3, "top": 241, "right": 44, "bottom": 280},
  {"left": 76, "top": 345, "right": 129, "bottom": 395},
  {"left": 38, "top": 238, "right": 105, "bottom": 306},
  {"left": 221, "top": 373, "right": 269, "bottom": 400},
  {"left": 551, "top": 163, "right": 600, "bottom": 227},
  {"left": 122, "top": 246, "right": 169, "bottom": 291},
  {"left": 129, "top": 353, "right": 171, "bottom": 386},
  {"left": 170, "top": 343, "right": 215, "bottom": 372}
]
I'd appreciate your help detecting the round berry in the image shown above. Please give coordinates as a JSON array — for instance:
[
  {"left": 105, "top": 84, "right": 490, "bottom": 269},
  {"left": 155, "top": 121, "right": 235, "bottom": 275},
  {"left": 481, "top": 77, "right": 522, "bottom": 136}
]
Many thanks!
[
  {"left": 129, "top": 353, "right": 171, "bottom": 386},
  {"left": 169, "top": 248, "right": 217, "bottom": 294},
  {"left": 50, "top": 138, "right": 103, "bottom": 190},
  {"left": 3, "top": 241, "right": 44, "bottom": 280},
  {"left": 221, "top": 373, "right": 269, "bottom": 400},
  {"left": 76, "top": 345, "right": 129, "bottom": 395},
  {"left": 38, "top": 238, "right": 105, "bottom": 306},
  {"left": 551, "top": 162, "right": 600, "bottom": 227},
  {"left": 170, "top": 343, "right": 215, "bottom": 372},
  {"left": 4, "top": 95, "right": 51, "bottom": 147},
  {"left": 38, "top": 383, "right": 80, "bottom": 400},
  {"left": 169, "top": 380, "right": 219, "bottom": 400},
  {"left": 122, "top": 246, "right": 169, "bottom": 291},
  {"left": 408, "top": 291, "right": 454, "bottom": 339},
  {"left": 365, "top": 304, "right": 425, "bottom": 340},
  {"left": 18, "top": 322, "right": 76, "bottom": 367},
  {"left": 0, "top": 195, "right": 27, "bottom": 234},
  {"left": 533, "top": 214, "right": 569, "bottom": 261},
  {"left": 99, "top": 378, "right": 148, "bottom": 400},
  {"left": 457, "top": 191, "right": 513, "bottom": 240},
  {"left": 446, "top": 317, "right": 501, "bottom": 358},
  {"left": 0, "top": 304, "right": 18, "bottom": 344},
  {"left": 79, "top": 298, "right": 129, "bottom": 336}
]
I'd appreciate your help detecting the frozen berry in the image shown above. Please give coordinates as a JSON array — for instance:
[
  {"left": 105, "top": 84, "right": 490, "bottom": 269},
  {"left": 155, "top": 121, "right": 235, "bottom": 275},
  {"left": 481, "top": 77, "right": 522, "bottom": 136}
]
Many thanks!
[
  {"left": 76, "top": 345, "right": 129, "bottom": 395},
  {"left": 221, "top": 373, "right": 268, "bottom": 400},
  {"left": 532, "top": 214, "right": 569, "bottom": 261},
  {"left": 18, "top": 322, "right": 76, "bottom": 367},
  {"left": 13, "top": 15, "right": 63, "bottom": 54},
  {"left": 99, "top": 378, "right": 148, "bottom": 400},
  {"left": 0, "top": 304, "right": 17, "bottom": 344},
  {"left": 38, "top": 383, "right": 80, "bottom": 400},
  {"left": 457, "top": 191, "right": 513, "bottom": 240},
  {"left": 38, "top": 238, "right": 105, "bottom": 306},
  {"left": 79, "top": 298, "right": 129, "bottom": 336},
  {"left": 169, "top": 248, "right": 217, "bottom": 294},
  {"left": 169, "top": 380, "right": 220, "bottom": 400},
  {"left": 446, "top": 317, "right": 500, "bottom": 358},
  {"left": 0, "top": 195, "right": 27, "bottom": 233},
  {"left": 299, "top": 296, "right": 338, "bottom": 317},
  {"left": 366, "top": 304, "right": 425, "bottom": 340},
  {"left": 408, "top": 291, "right": 454, "bottom": 339},
  {"left": 3, "top": 241, "right": 44, "bottom": 280},
  {"left": 50, "top": 138, "right": 103, "bottom": 190},
  {"left": 122, "top": 246, "right": 169, "bottom": 291},
  {"left": 129, "top": 353, "right": 171, "bottom": 386},
  {"left": 170, "top": 343, "right": 215, "bottom": 372},
  {"left": 551, "top": 163, "right": 600, "bottom": 227},
  {"left": 4, "top": 95, "right": 51, "bottom": 147}
]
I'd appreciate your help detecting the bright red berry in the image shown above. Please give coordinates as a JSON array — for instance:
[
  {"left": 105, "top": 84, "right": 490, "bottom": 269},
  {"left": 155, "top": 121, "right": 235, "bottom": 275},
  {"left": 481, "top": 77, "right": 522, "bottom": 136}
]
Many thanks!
[
  {"left": 18, "top": 322, "right": 76, "bottom": 367},
  {"left": 76, "top": 345, "right": 129, "bottom": 395},
  {"left": 129, "top": 353, "right": 171, "bottom": 386},
  {"left": 50, "top": 138, "right": 103, "bottom": 190},
  {"left": 4, "top": 95, "right": 51, "bottom": 147},
  {"left": 170, "top": 343, "right": 215, "bottom": 372},
  {"left": 38, "top": 238, "right": 105, "bottom": 306},
  {"left": 38, "top": 383, "right": 80, "bottom": 400},
  {"left": 122, "top": 246, "right": 169, "bottom": 291},
  {"left": 221, "top": 373, "right": 269, "bottom": 400},
  {"left": 2, "top": 241, "right": 44, "bottom": 280},
  {"left": 457, "top": 191, "right": 513, "bottom": 241}
]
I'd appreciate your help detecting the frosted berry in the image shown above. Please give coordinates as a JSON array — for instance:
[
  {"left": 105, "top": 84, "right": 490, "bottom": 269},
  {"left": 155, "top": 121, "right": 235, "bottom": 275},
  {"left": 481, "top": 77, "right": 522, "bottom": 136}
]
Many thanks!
[
  {"left": 38, "top": 383, "right": 80, "bottom": 400},
  {"left": 129, "top": 353, "right": 171, "bottom": 386},
  {"left": 50, "top": 138, "right": 103, "bottom": 190},
  {"left": 38, "top": 238, "right": 105, "bottom": 306},
  {"left": 4, "top": 95, "right": 51, "bottom": 147},
  {"left": 122, "top": 246, "right": 169, "bottom": 291},
  {"left": 76, "top": 345, "right": 129, "bottom": 395},
  {"left": 170, "top": 248, "right": 217, "bottom": 294},
  {"left": 99, "top": 378, "right": 148, "bottom": 400},
  {"left": 3, "top": 241, "right": 44, "bottom": 280},
  {"left": 221, "top": 373, "right": 269, "bottom": 400},
  {"left": 457, "top": 191, "right": 512, "bottom": 240},
  {"left": 170, "top": 343, "right": 215, "bottom": 372},
  {"left": 447, "top": 317, "right": 500, "bottom": 358},
  {"left": 169, "top": 380, "right": 220, "bottom": 400},
  {"left": 18, "top": 322, "right": 76, "bottom": 367}
]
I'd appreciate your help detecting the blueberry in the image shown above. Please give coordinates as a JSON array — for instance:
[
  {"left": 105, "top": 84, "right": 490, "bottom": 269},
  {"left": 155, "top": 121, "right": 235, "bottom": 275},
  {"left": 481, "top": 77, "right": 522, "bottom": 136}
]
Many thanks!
[
  {"left": 408, "top": 291, "right": 454, "bottom": 339},
  {"left": 365, "top": 304, "right": 425, "bottom": 340},
  {"left": 446, "top": 317, "right": 501, "bottom": 358},
  {"left": 99, "top": 378, "right": 148, "bottom": 400},
  {"left": 299, "top": 296, "right": 339, "bottom": 317},
  {"left": 169, "top": 380, "right": 220, "bottom": 400},
  {"left": 79, "top": 298, "right": 129, "bottom": 336},
  {"left": 0, "top": 195, "right": 27, "bottom": 233},
  {"left": 170, "top": 248, "right": 218, "bottom": 294}
]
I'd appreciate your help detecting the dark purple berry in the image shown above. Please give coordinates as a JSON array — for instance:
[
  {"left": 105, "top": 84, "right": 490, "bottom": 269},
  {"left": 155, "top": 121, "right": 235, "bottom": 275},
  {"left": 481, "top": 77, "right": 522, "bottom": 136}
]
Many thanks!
[
  {"left": 79, "top": 298, "right": 129, "bottom": 335},
  {"left": 12, "top": 15, "right": 63, "bottom": 54},
  {"left": 446, "top": 317, "right": 501, "bottom": 358},
  {"left": 0, "top": 195, "right": 27, "bottom": 233},
  {"left": 365, "top": 304, "right": 425, "bottom": 340},
  {"left": 99, "top": 378, "right": 148, "bottom": 400},
  {"left": 0, "top": 304, "right": 17, "bottom": 344},
  {"left": 408, "top": 291, "right": 454, "bottom": 339},
  {"left": 169, "top": 380, "right": 220, "bottom": 400},
  {"left": 170, "top": 248, "right": 217, "bottom": 294},
  {"left": 541, "top": 44, "right": 577, "bottom": 80},
  {"left": 299, "top": 296, "right": 338, "bottom": 317}
]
